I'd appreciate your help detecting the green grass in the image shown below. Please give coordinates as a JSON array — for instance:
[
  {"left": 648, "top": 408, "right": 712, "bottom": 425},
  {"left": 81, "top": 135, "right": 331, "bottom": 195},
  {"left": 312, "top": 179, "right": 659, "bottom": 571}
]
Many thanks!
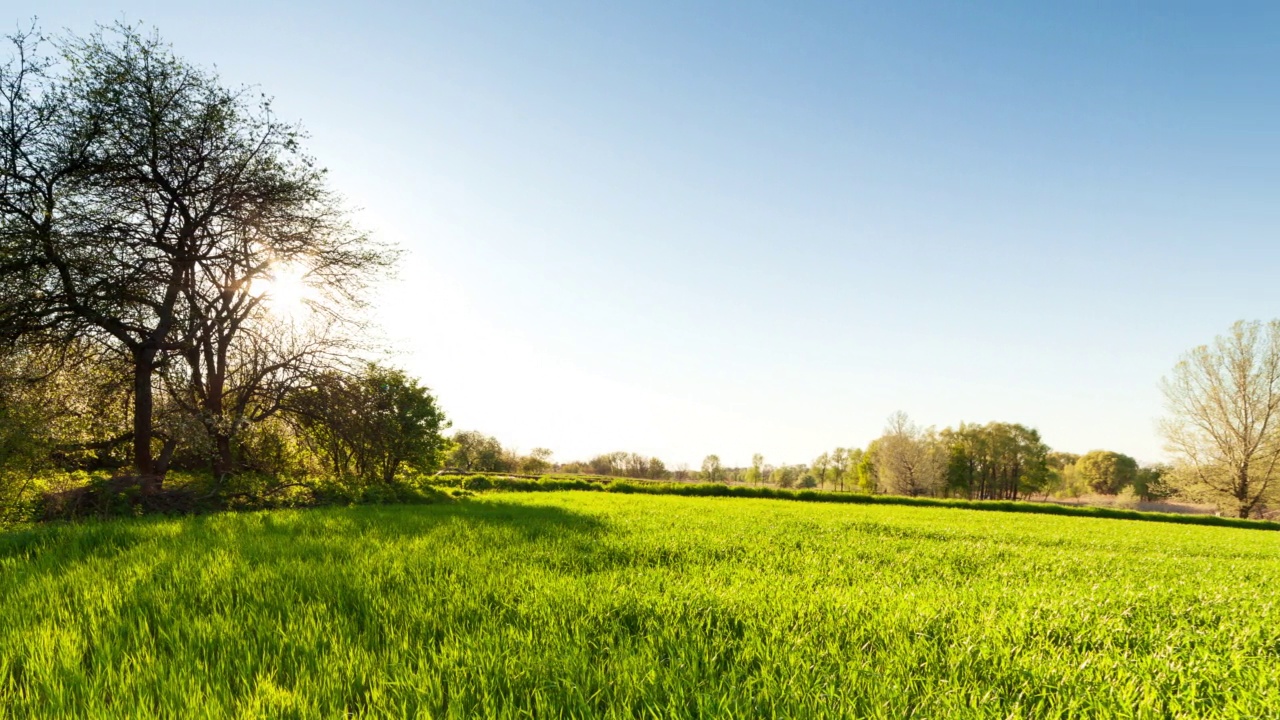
[
  {"left": 435, "top": 473, "right": 1280, "bottom": 531},
  {"left": 3, "top": 493, "right": 1280, "bottom": 718}
]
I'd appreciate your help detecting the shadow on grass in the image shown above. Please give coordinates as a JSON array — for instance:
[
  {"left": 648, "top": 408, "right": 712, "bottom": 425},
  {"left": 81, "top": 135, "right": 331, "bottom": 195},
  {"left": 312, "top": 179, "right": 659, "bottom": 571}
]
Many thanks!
[
  {"left": 0, "top": 498, "right": 610, "bottom": 583},
  {"left": 245, "top": 499, "right": 609, "bottom": 544}
]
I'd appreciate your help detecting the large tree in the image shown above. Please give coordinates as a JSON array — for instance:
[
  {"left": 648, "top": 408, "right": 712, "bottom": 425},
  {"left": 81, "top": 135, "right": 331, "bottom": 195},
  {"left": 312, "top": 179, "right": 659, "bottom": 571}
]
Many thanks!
[
  {"left": 1161, "top": 320, "right": 1280, "bottom": 518},
  {"left": 0, "top": 25, "right": 389, "bottom": 487}
]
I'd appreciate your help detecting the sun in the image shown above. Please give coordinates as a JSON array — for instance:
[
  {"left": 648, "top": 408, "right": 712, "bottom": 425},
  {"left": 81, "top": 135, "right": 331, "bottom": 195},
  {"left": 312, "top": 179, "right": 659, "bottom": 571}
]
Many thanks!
[{"left": 257, "top": 263, "right": 316, "bottom": 319}]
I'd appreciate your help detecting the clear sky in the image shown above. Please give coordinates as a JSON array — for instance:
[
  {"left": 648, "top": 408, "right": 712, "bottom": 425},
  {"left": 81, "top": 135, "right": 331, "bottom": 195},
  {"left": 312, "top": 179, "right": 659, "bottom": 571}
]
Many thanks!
[{"left": 21, "top": 2, "right": 1280, "bottom": 467}]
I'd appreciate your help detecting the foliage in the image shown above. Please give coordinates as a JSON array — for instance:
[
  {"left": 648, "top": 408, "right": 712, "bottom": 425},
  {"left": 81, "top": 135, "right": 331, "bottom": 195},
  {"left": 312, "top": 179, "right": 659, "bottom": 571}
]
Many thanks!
[
  {"left": 856, "top": 442, "right": 878, "bottom": 491},
  {"left": 583, "top": 451, "right": 666, "bottom": 479},
  {"left": 0, "top": 24, "right": 392, "bottom": 486},
  {"left": 768, "top": 464, "right": 801, "bottom": 488},
  {"left": 1076, "top": 450, "right": 1139, "bottom": 495},
  {"left": 445, "top": 431, "right": 514, "bottom": 473},
  {"left": 519, "top": 448, "right": 554, "bottom": 475},
  {"left": 292, "top": 365, "right": 450, "bottom": 486},
  {"left": 0, "top": 342, "right": 129, "bottom": 520},
  {"left": 940, "top": 421, "right": 1051, "bottom": 500},
  {"left": 875, "top": 412, "right": 946, "bottom": 496},
  {"left": 4, "top": 493, "right": 1280, "bottom": 717},
  {"left": 0, "top": 378, "right": 53, "bottom": 521},
  {"left": 1134, "top": 463, "right": 1176, "bottom": 502},
  {"left": 1162, "top": 320, "right": 1280, "bottom": 518},
  {"left": 744, "top": 453, "right": 765, "bottom": 485},
  {"left": 699, "top": 454, "right": 724, "bottom": 483}
]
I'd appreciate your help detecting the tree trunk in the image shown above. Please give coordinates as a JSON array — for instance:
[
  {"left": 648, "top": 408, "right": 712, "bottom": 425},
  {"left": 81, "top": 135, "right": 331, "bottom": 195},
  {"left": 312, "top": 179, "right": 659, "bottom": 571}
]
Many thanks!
[
  {"left": 214, "top": 434, "right": 234, "bottom": 479},
  {"left": 156, "top": 437, "right": 178, "bottom": 479},
  {"left": 1237, "top": 468, "right": 1251, "bottom": 519},
  {"left": 132, "top": 350, "right": 158, "bottom": 489}
]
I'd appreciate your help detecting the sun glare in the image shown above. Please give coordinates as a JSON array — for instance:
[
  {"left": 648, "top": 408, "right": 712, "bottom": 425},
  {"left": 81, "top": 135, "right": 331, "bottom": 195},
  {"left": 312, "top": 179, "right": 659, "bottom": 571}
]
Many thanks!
[{"left": 258, "top": 264, "right": 315, "bottom": 319}]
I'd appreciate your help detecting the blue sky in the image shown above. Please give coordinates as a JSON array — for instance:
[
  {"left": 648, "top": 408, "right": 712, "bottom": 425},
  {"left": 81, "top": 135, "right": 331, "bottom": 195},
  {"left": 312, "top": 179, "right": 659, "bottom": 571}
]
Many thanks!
[{"left": 22, "top": 2, "right": 1280, "bottom": 466}]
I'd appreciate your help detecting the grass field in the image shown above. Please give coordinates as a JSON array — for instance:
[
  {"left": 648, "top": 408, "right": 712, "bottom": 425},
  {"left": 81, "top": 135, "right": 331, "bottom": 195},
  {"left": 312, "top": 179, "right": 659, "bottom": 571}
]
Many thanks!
[{"left": 3, "top": 493, "right": 1280, "bottom": 718}]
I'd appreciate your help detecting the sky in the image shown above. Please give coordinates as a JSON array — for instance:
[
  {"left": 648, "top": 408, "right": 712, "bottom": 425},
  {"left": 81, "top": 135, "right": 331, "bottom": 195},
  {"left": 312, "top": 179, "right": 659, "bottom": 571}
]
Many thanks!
[{"left": 17, "top": 2, "right": 1280, "bottom": 467}]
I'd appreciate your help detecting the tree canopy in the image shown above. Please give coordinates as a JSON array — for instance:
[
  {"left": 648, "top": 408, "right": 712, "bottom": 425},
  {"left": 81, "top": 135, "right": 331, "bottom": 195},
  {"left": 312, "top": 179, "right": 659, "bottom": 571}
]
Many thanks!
[{"left": 1161, "top": 320, "right": 1280, "bottom": 518}]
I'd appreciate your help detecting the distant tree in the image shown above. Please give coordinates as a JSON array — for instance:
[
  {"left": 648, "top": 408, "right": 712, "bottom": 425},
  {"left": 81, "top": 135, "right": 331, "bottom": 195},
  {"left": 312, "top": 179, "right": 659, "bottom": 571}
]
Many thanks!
[
  {"left": 1042, "top": 451, "right": 1085, "bottom": 497},
  {"left": 811, "top": 452, "right": 831, "bottom": 490},
  {"left": 938, "top": 421, "right": 1050, "bottom": 500},
  {"left": 1161, "top": 320, "right": 1280, "bottom": 517},
  {"left": 857, "top": 442, "right": 878, "bottom": 492},
  {"left": 623, "top": 453, "right": 667, "bottom": 479},
  {"left": 1134, "top": 464, "right": 1175, "bottom": 502},
  {"left": 1047, "top": 451, "right": 1080, "bottom": 470},
  {"left": 875, "top": 412, "right": 946, "bottom": 497},
  {"left": 701, "top": 454, "right": 724, "bottom": 483},
  {"left": 769, "top": 464, "right": 799, "bottom": 488},
  {"left": 520, "top": 448, "right": 554, "bottom": 475},
  {"left": 574, "top": 450, "right": 667, "bottom": 478},
  {"left": 586, "top": 451, "right": 623, "bottom": 476},
  {"left": 1075, "top": 450, "right": 1138, "bottom": 495},
  {"left": 940, "top": 424, "right": 981, "bottom": 497},
  {"left": 1044, "top": 459, "right": 1088, "bottom": 498},
  {"left": 827, "top": 448, "right": 848, "bottom": 491},
  {"left": 745, "top": 453, "right": 765, "bottom": 485},
  {"left": 446, "top": 431, "right": 512, "bottom": 473},
  {"left": 647, "top": 456, "right": 667, "bottom": 479}
]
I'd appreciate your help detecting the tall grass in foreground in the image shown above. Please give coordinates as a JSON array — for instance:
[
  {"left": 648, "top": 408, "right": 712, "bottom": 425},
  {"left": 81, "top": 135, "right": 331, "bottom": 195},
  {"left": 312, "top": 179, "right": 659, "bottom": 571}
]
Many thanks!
[{"left": 3, "top": 493, "right": 1280, "bottom": 718}]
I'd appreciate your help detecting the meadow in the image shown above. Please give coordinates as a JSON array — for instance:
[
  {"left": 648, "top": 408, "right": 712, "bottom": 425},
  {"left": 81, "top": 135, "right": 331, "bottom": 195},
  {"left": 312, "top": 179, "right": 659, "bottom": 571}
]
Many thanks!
[{"left": 3, "top": 492, "right": 1280, "bottom": 718}]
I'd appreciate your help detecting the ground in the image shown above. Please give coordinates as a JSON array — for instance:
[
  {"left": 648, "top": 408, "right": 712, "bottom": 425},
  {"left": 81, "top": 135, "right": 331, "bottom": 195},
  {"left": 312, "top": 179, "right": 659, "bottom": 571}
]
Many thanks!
[{"left": 2, "top": 492, "right": 1279, "bottom": 718}]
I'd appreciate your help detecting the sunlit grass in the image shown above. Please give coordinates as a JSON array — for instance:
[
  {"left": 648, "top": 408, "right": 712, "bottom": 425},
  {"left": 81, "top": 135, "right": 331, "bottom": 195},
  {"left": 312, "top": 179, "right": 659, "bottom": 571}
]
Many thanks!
[{"left": 3, "top": 493, "right": 1280, "bottom": 718}]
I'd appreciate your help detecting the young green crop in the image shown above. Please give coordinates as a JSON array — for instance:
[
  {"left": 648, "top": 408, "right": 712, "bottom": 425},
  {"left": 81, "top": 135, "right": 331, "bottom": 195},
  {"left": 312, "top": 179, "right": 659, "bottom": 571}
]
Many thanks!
[{"left": 2, "top": 493, "right": 1279, "bottom": 718}]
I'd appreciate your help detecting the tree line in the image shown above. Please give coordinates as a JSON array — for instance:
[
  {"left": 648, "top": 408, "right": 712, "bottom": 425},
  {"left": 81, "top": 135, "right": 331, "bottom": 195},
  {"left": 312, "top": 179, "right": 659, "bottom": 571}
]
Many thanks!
[
  {"left": 436, "top": 416, "right": 1171, "bottom": 505},
  {"left": 450, "top": 316, "right": 1280, "bottom": 519}
]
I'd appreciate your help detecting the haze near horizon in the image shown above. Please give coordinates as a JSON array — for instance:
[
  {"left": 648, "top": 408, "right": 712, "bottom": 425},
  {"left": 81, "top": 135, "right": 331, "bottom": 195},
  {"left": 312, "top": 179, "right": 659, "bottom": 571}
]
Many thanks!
[{"left": 26, "top": 1, "right": 1280, "bottom": 466}]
